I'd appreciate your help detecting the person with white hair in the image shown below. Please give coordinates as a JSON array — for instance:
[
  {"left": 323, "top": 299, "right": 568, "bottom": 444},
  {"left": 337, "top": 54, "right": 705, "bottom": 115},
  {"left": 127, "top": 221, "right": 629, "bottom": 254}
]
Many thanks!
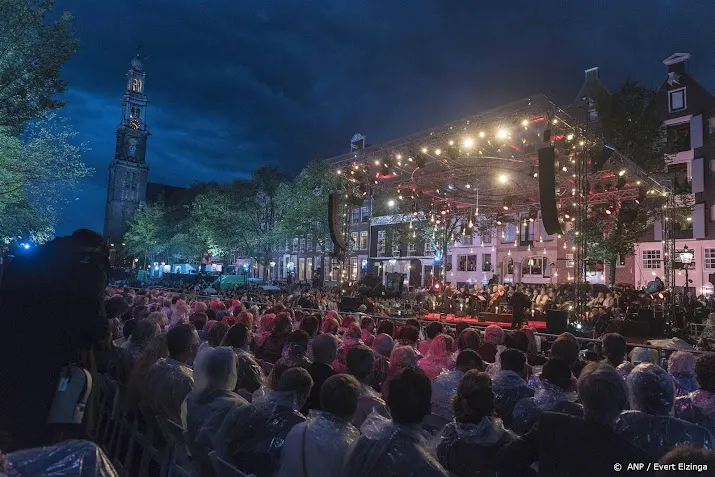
[
  {"left": 668, "top": 351, "right": 699, "bottom": 397},
  {"left": 184, "top": 347, "right": 248, "bottom": 476},
  {"left": 614, "top": 363, "right": 712, "bottom": 459}
]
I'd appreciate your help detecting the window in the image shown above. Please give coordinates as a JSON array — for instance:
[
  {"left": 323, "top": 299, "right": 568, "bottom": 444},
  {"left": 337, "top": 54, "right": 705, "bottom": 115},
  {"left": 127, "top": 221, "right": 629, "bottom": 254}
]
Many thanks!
[
  {"left": 360, "top": 231, "right": 368, "bottom": 250},
  {"left": 350, "top": 257, "right": 359, "bottom": 280},
  {"left": 709, "top": 117, "right": 715, "bottom": 136},
  {"left": 503, "top": 223, "right": 516, "bottom": 242},
  {"left": 306, "top": 258, "right": 313, "bottom": 281},
  {"left": 299, "top": 238, "right": 306, "bottom": 253},
  {"left": 299, "top": 258, "right": 305, "bottom": 281},
  {"left": 361, "top": 206, "right": 370, "bottom": 222},
  {"left": 481, "top": 231, "right": 492, "bottom": 245},
  {"left": 307, "top": 234, "right": 313, "bottom": 252},
  {"left": 667, "top": 122, "right": 691, "bottom": 153},
  {"left": 391, "top": 231, "right": 401, "bottom": 257},
  {"left": 425, "top": 240, "right": 435, "bottom": 257},
  {"left": 445, "top": 255, "right": 452, "bottom": 272},
  {"left": 350, "top": 232, "right": 359, "bottom": 249},
  {"left": 457, "top": 255, "right": 467, "bottom": 272},
  {"left": 669, "top": 87, "right": 686, "bottom": 112},
  {"left": 522, "top": 256, "right": 546, "bottom": 276},
  {"left": 351, "top": 208, "right": 361, "bottom": 224},
  {"left": 132, "top": 78, "right": 142, "bottom": 92},
  {"left": 482, "top": 254, "right": 492, "bottom": 272},
  {"left": 461, "top": 234, "right": 473, "bottom": 245},
  {"left": 292, "top": 238, "right": 298, "bottom": 253},
  {"left": 505, "top": 257, "right": 514, "bottom": 275},
  {"left": 407, "top": 239, "right": 417, "bottom": 255},
  {"left": 588, "top": 109, "right": 598, "bottom": 122},
  {"left": 642, "top": 250, "right": 662, "bottom": 269},
  {"left": 669, "top": 162, "right": 690, "bottom": 194},
  {"left": 377, "top": 230, "right": 386, "bottom": 256},
  {"left": 705, "top": 249, "right": 715, "bottom": 269},
  {"left": 617, "top": 254, "right": 626, "bottom": 267},
  {"left": 467, "top": 255, "right": 477, "bottom": 272}
]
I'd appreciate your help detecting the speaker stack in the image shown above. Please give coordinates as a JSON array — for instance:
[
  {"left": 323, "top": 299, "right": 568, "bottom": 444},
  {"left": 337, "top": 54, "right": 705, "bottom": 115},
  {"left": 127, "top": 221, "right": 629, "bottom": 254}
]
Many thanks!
[
  {"left": 328, "top": 193, "right": 347, "bottom": 252},
  {"left": 537, "top": 146, "right": 563, "bottom": 236}
]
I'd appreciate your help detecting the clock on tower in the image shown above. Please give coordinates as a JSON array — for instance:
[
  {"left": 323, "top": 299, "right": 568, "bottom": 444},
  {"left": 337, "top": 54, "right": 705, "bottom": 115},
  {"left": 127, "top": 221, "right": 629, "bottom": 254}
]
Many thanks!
[{"left": 104, "top": 55, "right": 151, "bottom": 242}]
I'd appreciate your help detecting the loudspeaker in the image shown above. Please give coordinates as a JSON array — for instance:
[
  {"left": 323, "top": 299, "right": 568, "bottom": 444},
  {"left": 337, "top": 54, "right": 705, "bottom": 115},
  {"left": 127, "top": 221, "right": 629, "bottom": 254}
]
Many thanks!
[
  {"left": 542, "top": 129, "right": 551, "bottom": 143},
  {"left": 591, "top": 145, "right": 613, "bottom": 173},
  {"left": 538, "top": 147, "right": 563, "bottom": 236},
  {"left": 328, "top": 194, "right": 347, "bottom": 251},
  {"left": 339, "top": 296, "right": 363, "bottom": 313},
  {"left": 546, "top": 309, "right": 568, "bottom": 335}
]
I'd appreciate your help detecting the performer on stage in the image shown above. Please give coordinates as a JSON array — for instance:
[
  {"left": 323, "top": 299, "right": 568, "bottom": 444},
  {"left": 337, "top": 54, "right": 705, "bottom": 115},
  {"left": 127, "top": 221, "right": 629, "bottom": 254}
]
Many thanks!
[{"left": 510, "top": 286, "right": 531, "bottom": 329}]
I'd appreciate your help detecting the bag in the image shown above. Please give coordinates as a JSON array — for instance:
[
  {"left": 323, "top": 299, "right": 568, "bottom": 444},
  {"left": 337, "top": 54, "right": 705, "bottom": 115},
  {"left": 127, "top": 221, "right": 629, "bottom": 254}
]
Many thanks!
[{"left": 48, "top": 365, "right": 92, "bottom": 424}]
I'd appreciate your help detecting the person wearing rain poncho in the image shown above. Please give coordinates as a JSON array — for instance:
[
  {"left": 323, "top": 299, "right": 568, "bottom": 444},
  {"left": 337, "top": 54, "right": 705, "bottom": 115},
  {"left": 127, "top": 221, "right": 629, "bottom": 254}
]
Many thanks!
[
  {"left": 668, "top": 351, "right": 699, "bottom": 398},
  {"left": 276, "top": 375, "right": 361, "bottom": 477},
  {"left": 184, "top": 347, "right": 248, "bottom": 476},
  {"left": 491, "top": 349, "right": 534, "bottom": 429},
  {"left": 346, "top": 345, "right": 390, "bottom": 429},
  {"left": 426, "top": 350, "right": 483, "bottom": 432},
  {"left": 418, "top": 334, "right": 456, "bottom": 381},
  {"left": 344, "top": 367, "right": 450, "bottom": 477},
  {"left": 675, "top": 353, "right": 715, "bottom": 436},
  {"left": 511, "top": 358, "right": 582, "bottom": 435},
  {"left": 213, "top": 367, "right": 313, "bottom": 477},
  {"left": 614, "top": 363, "right": 713, "bottom": 459},
  {"left": 436, "top": 370, "right": 517, "bottom": 477},
  {"left": 2, "top": 440, "right": 118, "bottom": 477}
]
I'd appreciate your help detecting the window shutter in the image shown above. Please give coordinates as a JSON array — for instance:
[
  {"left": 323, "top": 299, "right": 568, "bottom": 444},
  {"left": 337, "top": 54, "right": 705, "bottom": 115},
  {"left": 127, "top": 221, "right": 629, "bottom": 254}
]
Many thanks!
[
  {"left": 693, "top": 157, "right": 705, "bottom": 193},
  {"left": 691, "top": 114, "right": 704, "bottom": 149},
  {"left": 654, "top": 222, "right": 663, "bottom": 241},
  {"left": 694, "top": 203, "right": 706, "bottom": 239}
]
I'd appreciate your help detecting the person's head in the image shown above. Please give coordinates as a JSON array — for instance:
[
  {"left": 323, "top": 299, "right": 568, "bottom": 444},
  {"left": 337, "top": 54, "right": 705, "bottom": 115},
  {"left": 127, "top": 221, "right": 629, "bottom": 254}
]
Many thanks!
[
  {"left": 276, "top": 367, "right": 313, "bottom": 409},
  {"left": 284, "top": 330, "right": 310, "bottom": 358},
  {"left": 147, "top": 311, "right": 169, "bottom": 333},
  {"left": 299, "top": 315, "right": 319, "bottom": 337},
  {"left": 484, "top": 325, "right": 505, "bottom": 346},
  {"left": 166, "top": 324, "right": 200, "bottom": 363},
  {"left": 657, "top": 445, "right": 715, "bottom": 476},
  {"left": 320, "top": 374, "right": 360, "bottom": 421},
  {"left": 398, "top": 325, "right": 420, "bottom": 345},
  {"left": 260, "top": 313, "right": 276, "bottom": 332},
  {"left": 630, "top": 347, "right": 657, "bottom": 365},
  {"left": 668, "top": 351, "right": 696, "bottom": 376},
  {"left": 425, "top": 322, "right": 444, "bottom": 340},
  {"left": 372, "top": 333, "right": 394, "bottom": 358},
  {"left": 549, "top": 336, "right": 580, "bottom": 364},
  {"left": 389, "top": 345, "right": 420, "bottom": 372},
  {"left": 189, "top": 312, "right": 208, "bottom": 331},
  {"left": 455, "top": 321, "right": 470, "bottom": 337},
  {"left": 321, "top": 317, "right": 340, "bottom": 335},
  {"left": 601, "top": 333, "right": 627, "bottom": 366},
  {"left": 344, "top": 322, "right": 362, "bottom": 340},
  {"left": 387, "top": 367, "right": 432, "bottom": 425},
  {"left": 360, "top": 316, "right": 375, "bottom": 333},
  {"left": 577, "top": 362, "right": 629, "bottom": 426},
  {"left": 194, "top": 346, "right": 237, "bottom": 393},
  {"left": 132, "top": 305, "right": 150, "bottom": 321},
  {"left": 627, "top": 363, "right": 675, "bottom": 416},
  {"left": 235, "top": 311, "right": 253, "bottom": 330},
  {"left": 311, "top": 333, "right": 339, "bottom": 365},
  {"left": 453, "top": 370, "right": 494, "bottom": 424},
  {"left": 376, "top": 320, "right": 395, "bottom": 337},
  {"left": 221, "top": 323, "right": 250, "bottom": 349},
  {"left": 695, "top": 353, "right": 715, "bottom": 392},
  {"left": 541, "top": 358, "right": 573, "bottom": 391},
  {"left": 405, "top": 318, "right": 420, "bottom": 329},
  {"left": 510, "top": 330, "right": 529, "bottom": 353},
  {"left": 206, "top": 321, "right": 230, "bottom": 347},
  {"left": 428, "top": 334, "right": 453, "bottom": 357},
  {"left": 500, "top": 349, "right": 526, "bottom": 374},
  {"left": 122, "top": 318, "right": 138, "bottom": 341},
  {"left": 457, "top": 328, "right": 481, "bottom": 352},
  {"left": 106, "top": 295, "right": 130, "bottom": 320},
  {"left": 272, "top": 314, "right": 292, "bottom": 335},
  {"left": 132, "top": 319, "right": 161, "bottom": 347},
  {"left": 455, "top": 349, "right": 483, "bottom": 373},
  {"left": 346, "top": 345, "right": 374, "bottom": 381}
]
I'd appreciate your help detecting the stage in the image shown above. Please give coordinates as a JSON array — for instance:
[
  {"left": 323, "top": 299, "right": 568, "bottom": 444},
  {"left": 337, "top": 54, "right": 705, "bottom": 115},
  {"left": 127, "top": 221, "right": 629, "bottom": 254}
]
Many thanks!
[{"left": 423, "top": 312, "right": 547, "bottom": 330}]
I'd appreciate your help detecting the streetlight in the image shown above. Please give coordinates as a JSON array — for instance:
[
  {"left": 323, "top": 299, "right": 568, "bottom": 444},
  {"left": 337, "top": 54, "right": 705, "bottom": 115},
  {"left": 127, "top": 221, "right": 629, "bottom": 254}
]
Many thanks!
[{"left": 679, "top": 245, "right": 694, "bottom": 292}]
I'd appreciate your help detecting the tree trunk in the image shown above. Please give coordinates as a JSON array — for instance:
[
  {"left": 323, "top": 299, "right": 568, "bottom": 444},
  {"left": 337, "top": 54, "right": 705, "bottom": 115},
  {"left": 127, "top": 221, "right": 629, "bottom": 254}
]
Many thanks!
[{"left": 609, "top": 256, "right": 617, "bottom": 287}]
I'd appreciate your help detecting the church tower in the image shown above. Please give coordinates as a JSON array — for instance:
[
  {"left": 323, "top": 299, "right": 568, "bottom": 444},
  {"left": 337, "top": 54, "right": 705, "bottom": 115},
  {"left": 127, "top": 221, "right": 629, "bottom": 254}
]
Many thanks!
[{"left": 104, "top": 56, "right": 151, "bottom": 242}]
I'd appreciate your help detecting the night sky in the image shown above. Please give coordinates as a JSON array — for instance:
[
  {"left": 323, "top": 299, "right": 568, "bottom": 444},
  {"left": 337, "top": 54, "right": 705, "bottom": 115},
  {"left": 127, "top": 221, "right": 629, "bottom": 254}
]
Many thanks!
[{"left": 55, "top": 0, "right": 715, "bottom": 235}]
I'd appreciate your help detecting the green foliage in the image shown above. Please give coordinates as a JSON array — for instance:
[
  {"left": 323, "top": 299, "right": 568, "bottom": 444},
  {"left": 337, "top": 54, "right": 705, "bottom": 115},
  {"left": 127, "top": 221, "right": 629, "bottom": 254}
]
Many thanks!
[
  {"left": 0, "top": 0, "right": 79, "bottom": 134},
  {"left": 124, "top": 203, "right": 167, "bottom": 262}
]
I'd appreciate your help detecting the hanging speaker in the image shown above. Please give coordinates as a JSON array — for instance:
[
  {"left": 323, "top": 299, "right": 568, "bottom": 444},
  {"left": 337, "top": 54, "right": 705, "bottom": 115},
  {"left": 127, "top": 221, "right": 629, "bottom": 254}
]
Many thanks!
[
  {"left": 591, "top": 145, "right": 614, "bottom": 173},
  {"left": 538, "top": 146, "right": 563, "bottom": 236},
  {"left": 542, "top": 129, "right": 552, "bottom": 143},
  {"left": 328, "top": 193, "right": 347, "bottom": 251}
]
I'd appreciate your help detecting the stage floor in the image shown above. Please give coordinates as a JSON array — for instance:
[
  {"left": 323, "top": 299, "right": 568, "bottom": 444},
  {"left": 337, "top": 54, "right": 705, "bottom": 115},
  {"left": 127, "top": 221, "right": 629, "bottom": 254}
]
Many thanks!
[{"left": 423, "top": 313, "right": 547, "bottom": 330}]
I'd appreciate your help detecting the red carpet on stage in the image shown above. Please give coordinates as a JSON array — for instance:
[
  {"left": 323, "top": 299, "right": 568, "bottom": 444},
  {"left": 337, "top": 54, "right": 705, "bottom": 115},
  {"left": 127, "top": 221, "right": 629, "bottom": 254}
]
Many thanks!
[{"left": 423, "top": 313, "right": 547, "bottom": 330}]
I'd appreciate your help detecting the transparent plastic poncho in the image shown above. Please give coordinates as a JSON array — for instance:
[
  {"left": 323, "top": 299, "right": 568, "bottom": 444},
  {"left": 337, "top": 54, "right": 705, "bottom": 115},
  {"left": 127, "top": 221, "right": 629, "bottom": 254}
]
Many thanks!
[
  {"left": 511, "top": 379, "right": 577, "bottom": 435},
  {"left": 344, "top": 412, "right": 449, "bottom": 477},
  {"left": 5, "top": 440, "right": 117, "bottom": 477},
  {"left": 417, "top": 335, "right": 456, "bottom": 381},
  {"left": 675, "top": 389, "right": 715, "bottom": 436}
]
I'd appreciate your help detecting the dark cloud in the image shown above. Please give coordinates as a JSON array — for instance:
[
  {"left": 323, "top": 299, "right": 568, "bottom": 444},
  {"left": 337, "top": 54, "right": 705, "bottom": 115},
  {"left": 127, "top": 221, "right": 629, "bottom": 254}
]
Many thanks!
[{"left": 55, "top": 0, "right": 715, "bottom": 234}]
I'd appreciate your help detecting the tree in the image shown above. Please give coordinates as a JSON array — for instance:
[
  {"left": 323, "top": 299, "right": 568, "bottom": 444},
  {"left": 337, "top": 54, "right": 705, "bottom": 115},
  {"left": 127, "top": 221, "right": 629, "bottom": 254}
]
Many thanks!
[
  {"left": 0, "top": 0, "right": 78, "bottom": 134},
  {"left": 0, "top": 115, "right": 91, "bottom": 243},
  {"left": 124, "top": 203, "right": 167, "bottom": 268}
]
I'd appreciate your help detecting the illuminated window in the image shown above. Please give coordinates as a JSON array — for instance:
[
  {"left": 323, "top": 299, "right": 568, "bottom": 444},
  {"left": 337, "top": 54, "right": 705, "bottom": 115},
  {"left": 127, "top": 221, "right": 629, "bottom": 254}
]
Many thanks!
[
  {"left": 705, "top": 249, "right": 715, "bottom": 269},
  {"left": 132, "top": 79, "right": 142, "bottom": 92},
  {"left": 377, "top": 230, "right": 386, "bottom": 256},
  {"left": 360, "top": 231, "right": 368, "bottom": 250},
  {"left": 350, "top": 257, "right": 358, "bottom": 280},
  {"left": 669, "top": 88, "right": 686, "bottom": 112},
  {"left": 350, "top": 232, "right": 359, "bottom": 249},
  {"left": 642, "top": 250, "right": 661, "bottom": 269}
]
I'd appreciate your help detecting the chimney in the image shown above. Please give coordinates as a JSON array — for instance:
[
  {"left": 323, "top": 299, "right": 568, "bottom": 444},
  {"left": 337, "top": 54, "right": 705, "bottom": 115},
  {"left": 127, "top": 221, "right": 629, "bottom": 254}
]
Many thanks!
[
  {"left": 663, "top": 53, "right": 691, "bottom": 75},
  {"left": 585, "top": 67, "right": 599, "bottom": 82}
]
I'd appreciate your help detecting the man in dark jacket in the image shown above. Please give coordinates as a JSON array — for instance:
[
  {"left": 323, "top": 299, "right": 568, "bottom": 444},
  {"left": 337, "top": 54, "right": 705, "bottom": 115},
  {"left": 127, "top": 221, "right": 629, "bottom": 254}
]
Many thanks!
[
  {"left": 495, "top": 362, "right": 654, "bottom": 477},
  {"left": 0, "top": 230, "right": 109, "bottom": 451},
  {"left": 303, "top": 333, "right": 337, "bottom": 414},
  {"left": 255, "top": 314, "right": 292, "bottom": 364},
  {"left": 510, "top": 287, "right": 530, "bottom": 329}
]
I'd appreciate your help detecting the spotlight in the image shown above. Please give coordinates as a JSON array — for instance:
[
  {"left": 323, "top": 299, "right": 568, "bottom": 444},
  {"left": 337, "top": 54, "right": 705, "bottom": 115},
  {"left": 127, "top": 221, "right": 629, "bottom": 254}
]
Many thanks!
[
  {"left": 619, "top": 170, "right": 626, "bottom": 177},
  {"left": 388, "top": 200, "right": 396, "bottom": 207},
  {"left": 498, "top": 174, "right": 508, "bottom": 184},
  {"left": 496, "top": 129, "right": 509, "bottom": 140},
  {"left": 374, "top": 159, "right": 380, "bottom": 166},
  {"left": 605, "top": 209, "right": 612, "bottom": 215},
  {"left": 479, "top": 131, "right": 485, "bottom": 138},
  {"left": 435, "top": 149, "right": 442, "bottom": 156},
  {"left": 502, "top": 197, "right": 512, "bottom": 210},
  {"left": 463, "top": 137, "right": 474, "bottom": 148},
  {"left": 567, "top": 134, "right": 574, "bottom": 141},
  {"left": 447, "top": 184, "right": 455, "bottom": 191},
  {"left": 421, "top": 147, "right": 428, "bottom": 153}
]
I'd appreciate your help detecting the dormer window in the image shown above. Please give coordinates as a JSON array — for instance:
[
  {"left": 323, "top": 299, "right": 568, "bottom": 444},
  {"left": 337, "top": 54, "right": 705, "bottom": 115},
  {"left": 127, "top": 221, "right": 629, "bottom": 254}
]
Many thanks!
[
  {"left": 132, "top": 78, "right": 142, "bottom": 92},
  {"left": 669, "top": 87, "right": 686, "bottom": 112},
  {"left": 588, "top": 109, "right": 598, "bottom": 122}
]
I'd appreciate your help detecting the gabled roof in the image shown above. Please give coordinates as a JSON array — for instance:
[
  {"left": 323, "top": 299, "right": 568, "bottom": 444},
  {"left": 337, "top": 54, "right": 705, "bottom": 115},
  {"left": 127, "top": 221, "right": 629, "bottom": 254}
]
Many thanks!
[{"left": 574, "top": 67, "right": 609, "bottom": 105}]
